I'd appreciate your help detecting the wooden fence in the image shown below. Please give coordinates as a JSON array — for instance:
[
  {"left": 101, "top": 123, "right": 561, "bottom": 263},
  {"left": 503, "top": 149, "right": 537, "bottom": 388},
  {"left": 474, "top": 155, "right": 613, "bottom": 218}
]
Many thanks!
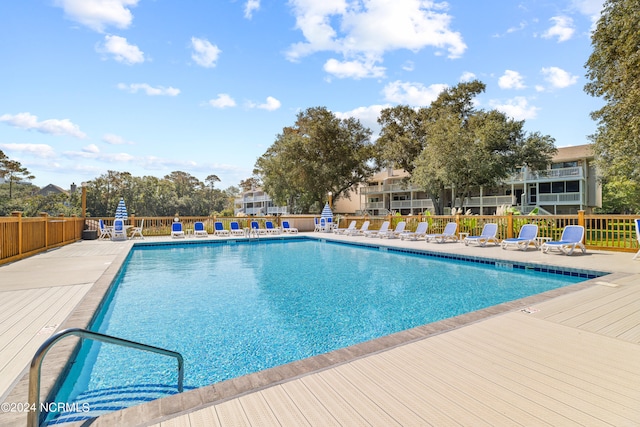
[
  {"left": 2, "top": 212, "right": 639, "bottom": 266},
  {"left": 0, "top": 212, "right": 85, "bottom": 265}
]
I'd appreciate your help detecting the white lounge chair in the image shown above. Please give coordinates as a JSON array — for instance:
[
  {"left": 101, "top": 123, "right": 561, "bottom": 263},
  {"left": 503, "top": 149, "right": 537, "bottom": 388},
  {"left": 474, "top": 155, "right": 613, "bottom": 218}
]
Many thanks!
[
  {"left": 334, "top": 220, "right": 356, "bottom": 235},
  {"left": 634, "top": 219, "right": 640, "bottom": 260},
  {"left": 400, "top": 222, "right": 428, "bottom": 241},
  {"left": 98, "top": 219, "right": 112, "bottom": 240},
  {"left": 501, "top": 224, "right": 538, "bottom": 251},
  {"left": 194, "top": 221, "right": 208, "bottom": 237},
  {"left": 129, "top": 219, "right": 144, "bottom": 239},
  {"left": 111, "top": 219, "right": 127, "bottom": 241},
  {"left": 230, "top": 221, "right": 245, "bottom": 236},
  {"left": 464, "top": 223, "right": 499, "bottom": 247},
  {"left": 542, "top": 225, "right": 586, "bottom": 255},
  {"left": 346, "top": 221, "right": 370, "bottom": 236},
  {"left": 171, "top": 221, "right": 185, "bottom": 238},
  {"left": 363, "top": 221, "right": 390, "bottom": 238},
  {"left": 281, "top": 221, "right": 298, "bottom": 234},
  {"left": 380, "top": 221, "right": 406, "bottom": 239},
  {"left": 213, "top": 221, "right": 229, "bottom": 236},
  {"left": 314, "top": 217, "right": 322, "bottom": 232},
  {"left": 425, "top": 222, "right": 458, "bottom": 243}
]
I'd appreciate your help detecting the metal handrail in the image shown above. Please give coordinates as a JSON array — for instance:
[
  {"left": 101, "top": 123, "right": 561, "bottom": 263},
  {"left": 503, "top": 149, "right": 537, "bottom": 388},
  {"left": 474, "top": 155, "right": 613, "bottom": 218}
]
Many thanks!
[{"left": 27, "top": 328, "right": 184, "bottom": 427}]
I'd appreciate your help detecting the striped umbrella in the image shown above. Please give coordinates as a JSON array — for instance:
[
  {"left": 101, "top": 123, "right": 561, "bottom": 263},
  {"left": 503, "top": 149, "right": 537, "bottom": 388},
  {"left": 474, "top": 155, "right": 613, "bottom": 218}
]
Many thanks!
[
  {"left": 320, "top": 202, "right": 333, "bottom": 232},
  {"left": 114, "top": 197, "right": 128, "bottom": 219}
]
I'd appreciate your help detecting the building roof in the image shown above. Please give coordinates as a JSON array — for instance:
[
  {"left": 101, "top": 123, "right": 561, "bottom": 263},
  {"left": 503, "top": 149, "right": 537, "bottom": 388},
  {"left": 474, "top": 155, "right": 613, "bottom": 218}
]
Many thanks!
[
  {"left": 37, "top": 184, "right": 68, "bottom": 196},
  {"left": 553, "top": 144, "right": 594, "bottom": 162}
]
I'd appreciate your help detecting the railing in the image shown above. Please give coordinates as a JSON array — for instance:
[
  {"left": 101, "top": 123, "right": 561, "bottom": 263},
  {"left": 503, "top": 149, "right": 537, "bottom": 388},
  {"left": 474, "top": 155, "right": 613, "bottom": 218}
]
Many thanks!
[
  {"left": 0, "top": 213, "right": 84, "bottom": 265},
  {"left": 507, "top": 166, "right": 584, "bottom": 182},
  {"left": 390, "top": 199, "right": 435, "bottom": 210},
  {"left": 456, "top": 195, "right": 516, "bottom": 207},
  {"left": 329, "top": 212, "right": 639, "bottom": 253},
  {"left": 360, "top": 183, "right": 422, "bottom": 194},
  {"left": 538, "top": 193, "right": 582, "bottom": 203},
  {"left": 28, "top": 328, "right": 184, "bottom": 427}
]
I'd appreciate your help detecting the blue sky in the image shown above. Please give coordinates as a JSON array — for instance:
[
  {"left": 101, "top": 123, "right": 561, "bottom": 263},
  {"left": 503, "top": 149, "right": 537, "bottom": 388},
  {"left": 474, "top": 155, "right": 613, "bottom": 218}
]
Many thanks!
[{"left": 0, "top": 0, "right": 604, "bottom": 189}]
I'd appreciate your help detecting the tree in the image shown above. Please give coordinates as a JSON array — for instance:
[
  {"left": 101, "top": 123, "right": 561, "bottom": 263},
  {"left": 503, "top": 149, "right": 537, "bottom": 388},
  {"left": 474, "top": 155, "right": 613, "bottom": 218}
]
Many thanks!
[
  {"left": 254, "top": 106, "right": 375, "bottom": 213},
  {"left": 374, "top": 105, "right": 425, "bottom": 174},
  {"left": 411, "top": 81, "right": 556, "bottom": 214},
  {"left": 584, "top": 0, "right": 640, "bottom": 209},
  {"left": 0, "top": 152, "right": 35, "bottom": 199}
]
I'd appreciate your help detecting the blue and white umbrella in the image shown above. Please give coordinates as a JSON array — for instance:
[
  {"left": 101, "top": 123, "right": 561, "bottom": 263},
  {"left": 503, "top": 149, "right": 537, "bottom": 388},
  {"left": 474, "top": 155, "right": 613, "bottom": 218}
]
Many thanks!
[
  {"left": 115, "top": 197, "right": 128, "bottom": 219},
  {"left": 320, "top": 202, "right": 333, "bottom": 232}
]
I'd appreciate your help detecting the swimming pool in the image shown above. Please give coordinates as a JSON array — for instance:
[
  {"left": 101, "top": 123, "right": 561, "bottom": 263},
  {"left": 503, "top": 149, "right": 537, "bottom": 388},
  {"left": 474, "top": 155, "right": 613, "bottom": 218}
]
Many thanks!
[{"left": 47, "top": 237, "right": 598, "bottom": 424}]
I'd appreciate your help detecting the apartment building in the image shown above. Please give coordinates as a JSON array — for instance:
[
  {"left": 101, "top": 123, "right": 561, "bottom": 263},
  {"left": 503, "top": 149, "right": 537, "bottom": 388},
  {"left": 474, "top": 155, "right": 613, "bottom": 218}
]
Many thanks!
[
  {"left": 233, "top": 188, "right": 288, "bottom": 215},
  {"left": 360, "top": 144, "right": 601, "bottom": 215}
]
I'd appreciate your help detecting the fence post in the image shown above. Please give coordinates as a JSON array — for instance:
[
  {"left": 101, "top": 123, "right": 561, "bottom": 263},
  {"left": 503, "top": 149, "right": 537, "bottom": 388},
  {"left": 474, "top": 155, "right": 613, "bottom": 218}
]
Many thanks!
[
  {"left": 507, "top": 212, "right": 514, "bottom": 239},
  {"left": 578, "top": 210, "right": 585, "bottom": 243},
  {"left": 40, "top": 213, "right": 49, "bottom": 249},
  {"left": 11, "top": 212, "right": 23, "bottom": 256}
]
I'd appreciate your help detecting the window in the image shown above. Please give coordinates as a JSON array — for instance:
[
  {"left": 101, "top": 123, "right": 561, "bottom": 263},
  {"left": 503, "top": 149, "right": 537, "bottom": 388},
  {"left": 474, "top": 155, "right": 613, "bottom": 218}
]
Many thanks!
[
  {"left": 552, "top": 182, "right": 565, "bottom": 193},
  {"left": 565, "top": 180, "right": 580, "bottom": 192},
  {"left": 539, "top": 183, "right": 551, "bottom": 194}
]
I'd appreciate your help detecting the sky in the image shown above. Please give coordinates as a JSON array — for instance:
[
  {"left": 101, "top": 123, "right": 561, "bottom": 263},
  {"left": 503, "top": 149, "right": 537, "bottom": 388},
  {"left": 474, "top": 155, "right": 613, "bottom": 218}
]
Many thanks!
[{"left": 0, "top": 0, "right": 606, "bottom": 190}]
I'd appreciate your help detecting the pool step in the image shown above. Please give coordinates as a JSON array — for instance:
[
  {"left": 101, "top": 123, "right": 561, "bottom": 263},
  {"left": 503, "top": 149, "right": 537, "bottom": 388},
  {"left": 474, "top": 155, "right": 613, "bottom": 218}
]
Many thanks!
[{"left": 45, "top": 384, "right": 184, "bottom": 425}]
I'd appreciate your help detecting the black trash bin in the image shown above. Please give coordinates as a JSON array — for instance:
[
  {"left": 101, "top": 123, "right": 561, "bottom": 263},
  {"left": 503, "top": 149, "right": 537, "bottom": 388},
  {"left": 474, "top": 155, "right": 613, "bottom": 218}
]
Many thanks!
[{"left": 82, "top": 229, "right": 98, "bottom": 240}]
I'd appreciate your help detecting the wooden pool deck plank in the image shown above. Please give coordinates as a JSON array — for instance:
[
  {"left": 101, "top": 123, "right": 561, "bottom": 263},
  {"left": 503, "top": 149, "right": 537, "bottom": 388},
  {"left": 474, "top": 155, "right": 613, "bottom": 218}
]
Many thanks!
[{"left": 2, "top": 234, "right": 640, "bottom": 426}]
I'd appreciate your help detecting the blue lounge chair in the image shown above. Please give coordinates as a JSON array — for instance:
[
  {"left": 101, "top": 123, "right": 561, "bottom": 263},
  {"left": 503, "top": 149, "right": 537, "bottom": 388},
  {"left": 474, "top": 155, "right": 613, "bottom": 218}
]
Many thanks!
[
  {"left": 194, "top": 221, "right": 208, "bottom": 237},
  {"left": 111, "top": 219, "right": 127, "bottom": 241},
  {"left": 314, "top": 217, "right": 322, "bottom": 232},
  {"left": 230, "top": 221, "right": 245, "bottom": 236},
  {"left": 265, "top": 221, "right": 280, "bottom": 234},
  {"left": 98, "top": 219, "right": 112, "bottom": 240},
  {"left": 635, "top": 219, "right": 640, "bottom": 260},
  {"left": 425, "top": 222, "right": 458, "bottom": 243},
  {"left": 251, "top": 221, "right": 267, "bottom": 235},
  {"left": 464, "top": 223, "right": 499, "bottom": 247},
  {"left": 542, "top": 225, "right": 586, "bottom": 255},
  {"left": 213, "top": 221, "right": 229, "bottom": 236},
  {"left": 400, "top": 222, "right": 428, "bottom": 241},
  {"left": 281, "top": 221, "right": 298, "bottom": 234},
  {"left": 171, "top": 221, "right": 185, "bottom": 238},
  {"left": 501, "top": 224, "right": 538, "bottom": 251}
]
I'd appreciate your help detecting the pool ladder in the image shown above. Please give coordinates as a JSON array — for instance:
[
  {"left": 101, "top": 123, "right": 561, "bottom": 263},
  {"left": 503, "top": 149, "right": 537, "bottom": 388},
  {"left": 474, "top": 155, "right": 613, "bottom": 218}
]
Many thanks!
[{"left": 27, "top": 328, "right": 184, "bottom": 427}]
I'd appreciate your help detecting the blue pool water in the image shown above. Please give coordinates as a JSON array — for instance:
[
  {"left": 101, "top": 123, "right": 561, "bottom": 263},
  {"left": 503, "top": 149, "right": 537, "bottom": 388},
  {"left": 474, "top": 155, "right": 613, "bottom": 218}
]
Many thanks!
[{"left": 48, "top": 238, "right": 592, "bottom": 423}]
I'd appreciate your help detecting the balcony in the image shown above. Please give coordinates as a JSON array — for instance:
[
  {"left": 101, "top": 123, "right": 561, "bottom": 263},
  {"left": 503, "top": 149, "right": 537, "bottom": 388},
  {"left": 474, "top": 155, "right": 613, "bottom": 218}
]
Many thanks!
[
  {"left": 390, "top": 199, "right": 434, "bottom": 210},
  {"left": 538, "top": 193, "right": 582, "bottom": 204},
  {"left": 507, "top": 166, "right": 583, "bottom": 183},
  {"left": 360, "top": 182, "right": 422, "bottom": 195},
  {"left": 455, "top": 195, "right": 516, "bottom": 208}
]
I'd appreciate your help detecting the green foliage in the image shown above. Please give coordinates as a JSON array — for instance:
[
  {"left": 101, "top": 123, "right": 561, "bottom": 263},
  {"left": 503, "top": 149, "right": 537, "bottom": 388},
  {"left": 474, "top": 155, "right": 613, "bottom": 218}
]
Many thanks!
[
  {"left": 585, "top": 0, "right": 640, "bottom": 206},
  {"left": 254, "top": 106, "right": 375, "bottom": 213},
  {"left": 597, "top": 177, "right": 640, "bottom": 214}
]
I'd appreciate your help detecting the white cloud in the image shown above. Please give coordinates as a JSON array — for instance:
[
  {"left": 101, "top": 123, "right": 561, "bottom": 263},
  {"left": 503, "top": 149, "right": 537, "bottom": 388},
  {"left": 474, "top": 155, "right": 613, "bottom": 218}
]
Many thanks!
[
  {"left": 253, "top": 96, "right": 281, "bottom": 111},
  {"left": 208, "top": 94, "right": 236, "bottom": 109},
  {"left": 335, "top": 104, "right": 389, "bottom": 136},
  {"left": 117, "top": 83, "right": 180, "bottom": 96},
  {"left": 0, "top": 112, "right": 87, "bottom": 139},
  {"left": 490, "top": 97, "right": 539, "bottom": 120},
  {"left": 83, "top": 144, "right": 100, "bottom": 153},
  {"left": 244, "top": 0, "right": 260, "bottom": 19},
  {"left": 383, "top": 80, "right": 448, "bottom": 106},
  {"left": 0, "top": 143, "right": 57, "bottom": 158},
  {"left": 571, "top": 0, "right": 604, "bottom": 25},
  {"left": 541, "top": 66, "right": 579, "bottom": 88},
  {"left": 498, "top": 70, "right": 526, "bottom": 90},
  {"left": 102, "top": 134, "right": 134, "bottom": 145},
  {"left": 459, "top": 71, "right": 476, "bottom": 82},
  {"left": 191, "top": 37, "right": 221, "bottom": 68},
  {"left": 323, "top": 58, "right": 385, "bottom": 79},
  {"left": 542, "top": 16, "right": 575, "bottom": 42},
  {"left": 98, "top": 35, "right": 144, "bottom": 64},
  {"left": 286, "top": 0, "right": 466, "bottom": 77},
  {"left": 402, "top": 61, "right": 414, "bottom": 72},
  {"left": 54, "top": 0, "right": 139, "bottom": 33}
]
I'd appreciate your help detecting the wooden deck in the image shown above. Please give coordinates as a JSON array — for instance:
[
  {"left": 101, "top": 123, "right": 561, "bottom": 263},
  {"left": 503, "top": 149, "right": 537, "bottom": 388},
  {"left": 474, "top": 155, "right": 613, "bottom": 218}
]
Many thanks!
[
  {"left": 1, "top": 235, "right": 639, "bottom": 426},
  {"left": 142, "top": 274, "right": 640, "bottom": 427}
]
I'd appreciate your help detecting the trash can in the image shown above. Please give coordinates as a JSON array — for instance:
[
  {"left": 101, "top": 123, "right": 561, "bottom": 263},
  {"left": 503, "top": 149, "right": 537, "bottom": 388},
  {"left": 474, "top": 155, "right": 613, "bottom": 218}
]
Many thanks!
[{"left": 82, "top": 229, "right": 98, "bottom": 240}]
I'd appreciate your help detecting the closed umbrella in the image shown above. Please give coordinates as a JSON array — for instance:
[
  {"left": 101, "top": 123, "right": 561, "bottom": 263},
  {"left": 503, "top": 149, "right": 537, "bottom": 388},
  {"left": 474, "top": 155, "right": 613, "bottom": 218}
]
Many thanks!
[
  {"left": 320, "top": 202, "right": 333, "bottom": 232},
  {"left": 115, "top": 197, "right": 128, "bottom": 220}
]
